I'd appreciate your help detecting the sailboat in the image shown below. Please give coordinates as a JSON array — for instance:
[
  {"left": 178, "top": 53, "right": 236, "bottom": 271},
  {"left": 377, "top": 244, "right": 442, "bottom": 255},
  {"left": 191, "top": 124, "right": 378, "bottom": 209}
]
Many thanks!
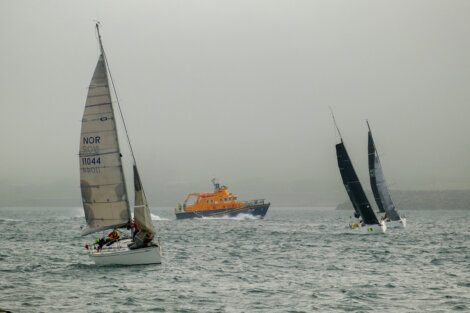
[
  {"left": 367, "top": 121, "right": 406, "bottom": 228},
  {"left": 79, "top": 23, "right": 161, "bottom": 265},
  {"left": 332, "top": 113, "right": 386, "bottom": 234}
]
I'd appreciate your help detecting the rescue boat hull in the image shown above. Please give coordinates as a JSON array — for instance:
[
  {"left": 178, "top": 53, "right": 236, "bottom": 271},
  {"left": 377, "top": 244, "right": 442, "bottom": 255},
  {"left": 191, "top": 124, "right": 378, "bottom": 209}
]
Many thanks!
[{"left": 175, "top": 203, "right": 270, "bottom": 220}]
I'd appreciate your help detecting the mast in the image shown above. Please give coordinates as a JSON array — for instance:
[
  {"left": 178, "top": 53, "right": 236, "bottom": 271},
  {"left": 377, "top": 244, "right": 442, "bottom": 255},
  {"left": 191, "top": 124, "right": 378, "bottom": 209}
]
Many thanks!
[
  {"left": 95, "top": 24, "right": 156, "bottom": 236},
  {"left": 329, "top": 107, "right": 343, "bottom": 142},
  {"left": 96, "top": 23, "right": 151, "bottom": 210},
  {"left": 96, "top": 23, "right": 138, "bottom": 164},
  {"left": 95, "top": 22, "right": 132, "bottom": 221}
]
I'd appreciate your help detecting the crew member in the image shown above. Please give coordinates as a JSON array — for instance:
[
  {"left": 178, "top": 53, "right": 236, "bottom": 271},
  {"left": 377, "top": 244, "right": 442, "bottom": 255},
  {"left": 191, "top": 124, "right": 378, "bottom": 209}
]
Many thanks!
[
  {"left": 108, "top": 228, "right": 120, "bottom": 241},
  {"left": 131, "top": 221, "right": 140, "bottom": 240}
]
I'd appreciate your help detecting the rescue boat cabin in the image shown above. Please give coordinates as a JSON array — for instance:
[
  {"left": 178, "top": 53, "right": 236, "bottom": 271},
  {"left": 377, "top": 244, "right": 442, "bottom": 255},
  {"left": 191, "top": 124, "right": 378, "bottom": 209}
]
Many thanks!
[{"left": 182, "top": 180, "right": 246, "bottom": 212}]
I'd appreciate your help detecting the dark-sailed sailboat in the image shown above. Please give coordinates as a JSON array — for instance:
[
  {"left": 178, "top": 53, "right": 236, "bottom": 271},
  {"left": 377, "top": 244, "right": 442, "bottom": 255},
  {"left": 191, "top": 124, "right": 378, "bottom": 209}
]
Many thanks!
[
  {"left": 79, "top": 23, "right": 161, "bottom": 265},
  {"left": 367, "top": 121, "right": 406, "bottom": 227},
  {"left": 332, "top": 113, "right": 386, "bottom": 233}
]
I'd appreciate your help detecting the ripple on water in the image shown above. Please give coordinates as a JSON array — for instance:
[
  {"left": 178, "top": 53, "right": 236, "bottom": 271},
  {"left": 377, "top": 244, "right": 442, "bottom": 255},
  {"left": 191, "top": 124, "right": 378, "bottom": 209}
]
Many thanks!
[{"left": 0, "top": 207, "right": 469, "bottom": 312}]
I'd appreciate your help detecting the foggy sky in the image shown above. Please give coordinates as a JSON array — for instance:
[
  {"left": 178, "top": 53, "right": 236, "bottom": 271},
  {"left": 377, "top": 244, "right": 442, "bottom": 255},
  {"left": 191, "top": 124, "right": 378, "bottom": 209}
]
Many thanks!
[{"left": 1, "top": 0, "right": 469, "bottom": 206}]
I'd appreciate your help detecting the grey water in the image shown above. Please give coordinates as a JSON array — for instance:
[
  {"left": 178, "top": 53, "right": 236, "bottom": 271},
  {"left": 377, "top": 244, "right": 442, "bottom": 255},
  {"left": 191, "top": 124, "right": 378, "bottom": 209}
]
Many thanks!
[{"left": 0, "top": 207, "right": 468, "bottom": 313}]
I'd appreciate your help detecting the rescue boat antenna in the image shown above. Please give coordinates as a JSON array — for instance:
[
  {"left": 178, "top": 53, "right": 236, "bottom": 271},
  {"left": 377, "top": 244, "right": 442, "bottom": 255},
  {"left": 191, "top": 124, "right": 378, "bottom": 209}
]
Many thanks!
[{"left": 211, "top": 178, "right": 220, "bottom": 191}]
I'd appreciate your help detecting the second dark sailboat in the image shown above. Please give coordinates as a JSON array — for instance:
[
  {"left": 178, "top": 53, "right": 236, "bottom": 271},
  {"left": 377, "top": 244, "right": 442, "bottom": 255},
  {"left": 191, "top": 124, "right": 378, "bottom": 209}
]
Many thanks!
[{"left": 367, "top": 121, "right": 406, "bottom": 227}]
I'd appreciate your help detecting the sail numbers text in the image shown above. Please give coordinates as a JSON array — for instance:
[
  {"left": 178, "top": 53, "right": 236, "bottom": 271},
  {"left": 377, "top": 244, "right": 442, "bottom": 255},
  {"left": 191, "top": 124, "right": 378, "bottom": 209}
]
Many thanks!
[
  {"left": 82, "top": 167, "right": 101, "bottom": 174},
  {"left": 81, "top": 157, "right": 101, "bottom": 166},
  {"left": 82, "top": 136, "right": 101, "bottom": 154},
  {"left": 83, "top": 136, "right": 101, "bottom": 144}
]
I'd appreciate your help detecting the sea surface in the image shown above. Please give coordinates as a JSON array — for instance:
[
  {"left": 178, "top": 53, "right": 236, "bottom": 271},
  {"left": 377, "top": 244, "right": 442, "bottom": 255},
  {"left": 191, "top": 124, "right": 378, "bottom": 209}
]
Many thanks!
[{"left": 0, "top": 207, "right": 468, "bottom": 312}]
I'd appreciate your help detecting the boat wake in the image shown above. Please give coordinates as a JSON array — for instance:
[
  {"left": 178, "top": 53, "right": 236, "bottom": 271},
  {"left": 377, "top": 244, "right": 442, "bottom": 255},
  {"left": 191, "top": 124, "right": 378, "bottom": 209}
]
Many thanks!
[
  {"left": 151, "top": 214, "right": 170, "bottom": 221},
  {"left": 202, "top": 213, "right": 261, "bottom": 221},
  {"left": 0, "top": 218, "right": 22, "bottom": 222}
]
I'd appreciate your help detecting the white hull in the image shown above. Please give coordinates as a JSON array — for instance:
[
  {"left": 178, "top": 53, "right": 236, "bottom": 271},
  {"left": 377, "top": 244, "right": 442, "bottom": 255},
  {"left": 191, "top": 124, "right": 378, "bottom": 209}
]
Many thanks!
[
  {"left": 350, "top": 221, "right": 387, "bottom": 234},
  {"left": 386, "top": 218, "right": 406, "bottom": 228},
  {"left": 88, "top": 239, "right": 161, "bottom": 266}
]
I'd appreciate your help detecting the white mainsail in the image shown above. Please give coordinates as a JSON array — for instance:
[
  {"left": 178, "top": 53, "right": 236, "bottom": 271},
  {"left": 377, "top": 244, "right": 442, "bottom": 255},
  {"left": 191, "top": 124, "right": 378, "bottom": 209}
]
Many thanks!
[{"left": 79, "top": 54, "right": 130, "bottom": 236}]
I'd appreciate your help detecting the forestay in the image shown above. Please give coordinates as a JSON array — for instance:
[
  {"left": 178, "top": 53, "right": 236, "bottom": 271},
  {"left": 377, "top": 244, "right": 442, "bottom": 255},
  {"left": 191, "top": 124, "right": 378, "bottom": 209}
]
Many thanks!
[
  {"left": 79, "top": 55, "right": 130, "bottom": 236},
  {"left": 367, "top": 124, "right": 401, "bottom": 221}
]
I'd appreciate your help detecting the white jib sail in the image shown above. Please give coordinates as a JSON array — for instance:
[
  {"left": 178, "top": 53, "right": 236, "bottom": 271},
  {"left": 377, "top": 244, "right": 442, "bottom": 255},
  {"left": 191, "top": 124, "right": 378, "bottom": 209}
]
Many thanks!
[
  {"left": 133, "top": 165, "right": 155, "bottom": 237},
  {"left": 79, "top": 54, "right": 130, "bottom": 235}
]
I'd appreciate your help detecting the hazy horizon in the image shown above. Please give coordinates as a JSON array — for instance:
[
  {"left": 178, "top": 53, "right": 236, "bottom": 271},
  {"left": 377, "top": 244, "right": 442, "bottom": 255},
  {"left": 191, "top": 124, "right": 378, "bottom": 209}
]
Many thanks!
[{"left": 1, "top": 1, "right": 469, "bottom": 208}]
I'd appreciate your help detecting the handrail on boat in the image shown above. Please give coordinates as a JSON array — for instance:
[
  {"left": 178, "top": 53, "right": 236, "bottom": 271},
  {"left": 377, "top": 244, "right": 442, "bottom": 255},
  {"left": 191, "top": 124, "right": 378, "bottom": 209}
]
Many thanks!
[
  {"left": 246, "top": 199, "right": 265, "bottom": 205},
  {"left": 91, "top": 237, "right": 131, "bottom": 252}
]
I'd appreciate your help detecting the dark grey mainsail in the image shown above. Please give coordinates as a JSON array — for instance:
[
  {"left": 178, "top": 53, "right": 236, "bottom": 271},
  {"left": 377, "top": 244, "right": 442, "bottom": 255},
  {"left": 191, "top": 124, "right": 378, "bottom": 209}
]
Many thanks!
[
  {"left": 336, "top": 142, "right": 380, "bottom": 225},
  {"left": 79, "top": 53, "right": 130, "bottom": 236},
  {"left": 332, "top": 113, "right": 380, "bottom": 225},
  {"left": 367, "top": 121, "right": 401, "bottom": 221}
]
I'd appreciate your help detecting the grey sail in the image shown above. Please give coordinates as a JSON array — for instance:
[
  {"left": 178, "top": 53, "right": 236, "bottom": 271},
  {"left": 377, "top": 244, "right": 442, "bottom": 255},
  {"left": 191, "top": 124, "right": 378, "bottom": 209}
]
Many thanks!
[
  {"left": 133, "top": 165, "right": 155, "bottom": 237},
  {"left": 79, "top": 54, "right": 130, "bottom": 236},
  {"left": 367, "top": 122, "right": 401, "bottom": 221}
]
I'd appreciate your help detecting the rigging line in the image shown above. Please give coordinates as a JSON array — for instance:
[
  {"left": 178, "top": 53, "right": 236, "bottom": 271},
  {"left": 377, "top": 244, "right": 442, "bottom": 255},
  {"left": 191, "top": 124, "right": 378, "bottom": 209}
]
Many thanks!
[
  {"left": 96, "top": 24, "right": 137, "bottom": 165},
  {"left": 95, "top": 23, "right": 152, "bottom": 213},
  {"left": 94, "top": 22, "right": 132, "bottom": 222}
]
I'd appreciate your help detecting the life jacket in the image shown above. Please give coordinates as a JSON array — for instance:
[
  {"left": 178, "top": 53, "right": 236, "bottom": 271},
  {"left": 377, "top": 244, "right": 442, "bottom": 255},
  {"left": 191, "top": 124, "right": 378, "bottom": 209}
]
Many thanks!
[{"left": 108, "top": 230, "right": 119, "bottom": 240}]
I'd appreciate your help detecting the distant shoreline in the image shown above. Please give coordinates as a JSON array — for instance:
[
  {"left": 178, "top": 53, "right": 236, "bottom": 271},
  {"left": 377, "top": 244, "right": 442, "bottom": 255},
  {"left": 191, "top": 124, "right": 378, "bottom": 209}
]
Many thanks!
[
  {"left": 335, "top": 189, "right": 470, "bottom": 211},
  {"left": 1, "top": 189, "right": 469, "bottom": 210}
]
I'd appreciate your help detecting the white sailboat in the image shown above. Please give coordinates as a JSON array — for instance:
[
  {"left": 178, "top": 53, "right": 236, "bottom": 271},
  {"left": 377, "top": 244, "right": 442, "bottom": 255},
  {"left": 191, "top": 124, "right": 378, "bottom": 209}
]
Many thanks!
[{"left": 79, "top": 23, "right": 161, "bottom": 265}]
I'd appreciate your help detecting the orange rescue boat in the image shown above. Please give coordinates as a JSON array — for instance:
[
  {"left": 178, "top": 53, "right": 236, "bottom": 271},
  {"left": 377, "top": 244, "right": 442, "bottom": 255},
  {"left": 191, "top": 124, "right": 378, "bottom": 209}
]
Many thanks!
[{"left": 175, "top": 179, "right": 270, "bottom": 219}]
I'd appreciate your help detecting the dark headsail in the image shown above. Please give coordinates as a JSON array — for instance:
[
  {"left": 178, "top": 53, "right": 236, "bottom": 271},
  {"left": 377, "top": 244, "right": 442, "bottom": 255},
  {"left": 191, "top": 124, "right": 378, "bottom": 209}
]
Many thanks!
[
  {"left": 367, "top": 121, "right": 401, "bottom": 221},
  {"left": 368, "top": 127, "right": 385, "bottom": 213},
  {"left": 336, "top": 142, "right": 380, "bottom": 225}
]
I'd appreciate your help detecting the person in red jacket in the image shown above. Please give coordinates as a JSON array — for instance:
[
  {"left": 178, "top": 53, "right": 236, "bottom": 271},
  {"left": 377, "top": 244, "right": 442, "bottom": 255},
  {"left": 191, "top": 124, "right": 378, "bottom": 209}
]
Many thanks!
[{"left": 130, "top": 221, "right": 140, "bottom": 240}]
